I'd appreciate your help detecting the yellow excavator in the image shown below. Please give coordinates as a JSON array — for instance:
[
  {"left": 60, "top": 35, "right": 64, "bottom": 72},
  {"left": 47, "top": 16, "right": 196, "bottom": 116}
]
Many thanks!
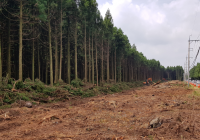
[{"left": 143, "top": 78, "right": 153, "bottom": 85}]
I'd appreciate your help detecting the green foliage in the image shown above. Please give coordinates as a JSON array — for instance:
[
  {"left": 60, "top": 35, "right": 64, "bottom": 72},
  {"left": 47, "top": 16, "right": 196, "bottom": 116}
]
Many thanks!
[
  {"left": 43, "top": 87, "right": 56, "bottom": 96},
  {"left": 0, "top": 105, "right": 11, "bottom": 109},
  {"left": 71, "top": 79, "right": 84, "bottom": 88},
  {"left": 190, "top": 63, "right": 200, "bottom": 80},
  {"left": 6, "top": 84, "right": 13, "bottom": 90},
  {"left": 8, "top": 78, "right": 14, "bottom": 85},
  {"left": 110, "top": 85, "right": 121, "bottom": 92},
  {"left": 15, "top": 81, "right": 25, "bottom": 89},
  {"left": 82, "top": 90, "right": 95, "bottom": 98},
  {"left": 63, "top": 84, "right": 73, "bottom": 91},
  {"left": 71, "top": 88, "right": 83, "bottom": 96},
  {"left": 18, "top": 93, "right": 31, "bottom": 101},
  {"left": 193, "top": 90, "right": 200, "bottom": 97}
]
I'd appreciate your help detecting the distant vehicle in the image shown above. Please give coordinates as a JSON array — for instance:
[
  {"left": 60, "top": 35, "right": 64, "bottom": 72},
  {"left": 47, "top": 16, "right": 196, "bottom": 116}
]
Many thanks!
[{"left": 143, "top": 78, "right": 153, "bottom": 85}]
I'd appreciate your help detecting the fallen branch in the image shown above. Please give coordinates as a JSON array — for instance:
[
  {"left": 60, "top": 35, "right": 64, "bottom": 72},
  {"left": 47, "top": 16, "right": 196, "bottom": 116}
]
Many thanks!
[{"left": 152, "top": 80, "right": 161, "bottom": 86}]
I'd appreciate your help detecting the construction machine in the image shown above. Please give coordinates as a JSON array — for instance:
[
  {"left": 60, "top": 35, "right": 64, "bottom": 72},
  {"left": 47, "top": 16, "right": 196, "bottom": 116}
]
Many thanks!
[{"left": 143, "top": 78, "right": 153, "bottom": 85}]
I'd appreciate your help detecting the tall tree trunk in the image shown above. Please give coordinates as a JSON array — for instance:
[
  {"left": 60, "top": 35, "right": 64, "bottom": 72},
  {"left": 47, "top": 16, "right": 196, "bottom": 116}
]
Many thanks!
[
  {"left": 112, "top": 52, "right": 114, "bottom": 79},
  {"left": 131, "top": 61, "right": 133, "bottom": 81},
  {"left": 95, "top": 34, "right": 98, "bottom": 86},
  {"left": 38, "top": 44, "right": 40, "bottom": 80},
  {"left": 74, "top": 19, "right": 78, "bottom": 80},
  {"left": 64, "top": 39, "right": 67, "bottom": 82},
  {"left": 107, "top": 39, "right": 109, "bottom": 82},
  {"left": 59, "top": 0, "right": 63, "bottom": 81},
  {"left": 125, "top": 60, "right": 127, "bottom": 82},
  {"left": 46, "top": 59, "right": 48, "bottom": 84},
  {"left": 89, "top": 33, "right": 91, "bottom": 83},
  {"left": 67, "top": 24, "right": 70, "bottom": 84},
  {"left": 136, "top": 67, "right": 137, "bottom": 81},
  {"left": 32, "top": 25, "right": 34, "bottom": 82},
  {"left": 48, "top": 5, "right": 53, "bottom": 86},
  {"left": 84, "top": 18, "right": 87, "bottom": 82},
  {"left": 101, "top": 36, "right": 103, "bottom": 82},
  {"left": 54, "top": 24, "right": 58, "bottom": 83},
  {"left": 92, "top": 33, "right": 94, "bottom": 84},
  {"left": 123, "top": 61, "right": 125, "bottom": 82},
  {"left": 119, "top": 60, "right": 121, "bottom": 82},
  {"left": 115, "top": 47, "right": 116, "bottom": 83},
  {"left": 7, "top": 18, "right": 11, "bottom": 78},
  {"left": 19, "top": 0, "right": 23, "bottom": 81}
]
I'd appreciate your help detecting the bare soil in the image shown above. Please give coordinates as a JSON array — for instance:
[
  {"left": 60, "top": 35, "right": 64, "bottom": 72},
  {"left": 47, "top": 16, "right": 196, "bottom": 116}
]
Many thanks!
[{"left": 0, "top": 81, "right": 199, "bottom": 140}]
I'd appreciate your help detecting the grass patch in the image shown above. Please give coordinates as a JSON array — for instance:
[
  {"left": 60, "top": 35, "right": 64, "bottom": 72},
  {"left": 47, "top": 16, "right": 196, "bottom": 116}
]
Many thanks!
[
  {"left": 0, "top": 77, "right": 144, "bottom": 107},
  {"left": 193, "top": 90, "right": 200, "bottom": 98},
  {"left": 0, "top": 105, "right": 11, "bottom": 109}
]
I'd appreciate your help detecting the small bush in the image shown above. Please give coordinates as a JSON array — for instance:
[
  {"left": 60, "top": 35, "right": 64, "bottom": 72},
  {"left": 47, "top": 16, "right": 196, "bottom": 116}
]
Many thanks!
[
  {"left": 16, "top": 81, "right": 25, "bottom": 89},
  {"left": 71, "top": 79, "right": 84, "bottom": 88},
  {"left": 3, "top": 92, "right": 16, "bottom": 104},
  {"left": 43, "top": 87, "right": 56, "bottom": 96},
  {"left": 63, "top": 85, "right": 73, "bottom": 91},
  {"left": 24, "top": 78, "right": 32, "bottom": 82},
  {"left": 110, "top": 85, "right": 120, "bottom": 92},
  {"left": 31, "top": 84, "right": 44, "bottom": 93},
  {"left": 99, "top": 86, "right": 110, "bottom": 93},
  {"left": 18, "top": 93, "right": 31, "bottom": 101},
  {"left": 82, "top": 90, "right": 95, "bottom": 97},
  {"left": 70, "top": 88, "right": 83, "bottom": 96},
  {"left": 6, "top": 84, "right": 13, "bottom": 90},
  {"left": 8, "top": 78, "right": 14, "bottom": 85}
]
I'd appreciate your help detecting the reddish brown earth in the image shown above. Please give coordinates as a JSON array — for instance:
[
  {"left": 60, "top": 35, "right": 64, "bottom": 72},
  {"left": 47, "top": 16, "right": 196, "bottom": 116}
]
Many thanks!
[{"left": 0, "top": 81, "right": 200, "bottom": 140}]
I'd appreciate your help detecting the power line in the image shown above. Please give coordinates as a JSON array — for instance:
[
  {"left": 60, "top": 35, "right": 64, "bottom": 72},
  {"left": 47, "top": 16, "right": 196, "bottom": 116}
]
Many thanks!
[{"left": 190, "top": 46, "right": 200, "bottom": 68}]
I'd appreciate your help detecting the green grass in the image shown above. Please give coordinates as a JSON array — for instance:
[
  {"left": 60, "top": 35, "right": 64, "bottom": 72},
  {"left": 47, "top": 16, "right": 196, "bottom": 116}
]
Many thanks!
[
  {"left": 148, "top": 135, "right": 154, "bottom": 140},
  {"left": 0, "top": 105, "right": 11, "bottom": 109},
  {"left": 193, "top": 90, "right": 200, "bottom": 97}
]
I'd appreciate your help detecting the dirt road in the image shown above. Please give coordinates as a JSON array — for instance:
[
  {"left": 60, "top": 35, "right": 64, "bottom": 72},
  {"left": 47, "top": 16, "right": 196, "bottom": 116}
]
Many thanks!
[{"left": 0, "top": 81, "right": 199, "bottom": 140}]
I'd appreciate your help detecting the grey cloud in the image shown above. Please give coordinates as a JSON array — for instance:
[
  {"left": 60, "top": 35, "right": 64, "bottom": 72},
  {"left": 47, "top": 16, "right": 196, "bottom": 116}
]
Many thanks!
[{"left": 97, "top": 0, "right": 200, "bottom": 68}]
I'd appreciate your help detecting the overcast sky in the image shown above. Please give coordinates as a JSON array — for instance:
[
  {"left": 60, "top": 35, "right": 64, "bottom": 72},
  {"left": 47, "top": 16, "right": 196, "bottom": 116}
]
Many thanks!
[{"left": 96, "top": 0, "right": 200, "bottom": 69}]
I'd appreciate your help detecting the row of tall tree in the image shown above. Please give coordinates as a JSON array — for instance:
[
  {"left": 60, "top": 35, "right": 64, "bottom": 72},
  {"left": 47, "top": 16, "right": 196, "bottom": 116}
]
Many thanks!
[
  {"left": 166, "top": 66, "right": 184, "bottom": 81},
  {"left": 0, "top": 0, "right": 183, "bottom": 86},
  {"left": 190, "top": 63, "right": 200, "bottom": 80}
]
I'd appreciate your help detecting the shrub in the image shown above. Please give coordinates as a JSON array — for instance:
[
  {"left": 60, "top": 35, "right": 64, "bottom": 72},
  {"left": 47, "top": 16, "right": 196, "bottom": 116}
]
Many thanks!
[
  {"left": 24, "top": 78, "right": 32, "bottom": 82},
  {"left": 18, "top": 93, "right": 31, "bottom": 101},
  {"left": 110, "top": 85, "right": 120, "bottom": 92},
  {"left": 15, "top": 81, "right": 25, "bottom": 89},
  {"left": 6, "top": 84, "right": 13, "bottom": 90},
  {"left": 31, "top": 84, "right": 44, "bottom": 93},
  {"left": 82, "top": 90, "right": 95, "bottom": 98},
  {"left": 63, "top": 84, "right": 73, "bottom": 91},
  {"left": 8, "top": 78, "right": 14, "bottom": 85},
  {"left": 43, "top": 87, "right": 56, "bottom": 96},
  {"left": 3, "top": 92, "right": 16, "bottom": 104},
  {"left": 71, "top": 79, "right": 84, "bottom": 88},
  {"left": 70, "top": 88, "right": 83, "bottom": 96}
]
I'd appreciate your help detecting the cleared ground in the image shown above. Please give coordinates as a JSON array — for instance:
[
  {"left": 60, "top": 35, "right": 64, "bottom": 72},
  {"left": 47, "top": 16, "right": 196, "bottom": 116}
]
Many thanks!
[{"left": 0, "top": 81, "right": 199, "bottom": 140}]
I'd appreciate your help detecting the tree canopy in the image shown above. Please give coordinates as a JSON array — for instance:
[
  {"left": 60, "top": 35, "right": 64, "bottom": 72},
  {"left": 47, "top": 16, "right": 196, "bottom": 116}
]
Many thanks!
[{"left": 0, "top": 0, "right": 183, "bottom": 85}]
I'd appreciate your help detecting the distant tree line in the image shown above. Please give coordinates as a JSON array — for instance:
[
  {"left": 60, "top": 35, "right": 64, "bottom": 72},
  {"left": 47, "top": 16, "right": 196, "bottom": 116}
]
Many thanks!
[
  {"left": 166, "top": 66, "right": 184, "bottom": 81},
  {"left": 190, "top": 63, "right": 200, "bottom": 80},
  {"left": 0, "top": 0, "right": 184, "bottom": 86}
]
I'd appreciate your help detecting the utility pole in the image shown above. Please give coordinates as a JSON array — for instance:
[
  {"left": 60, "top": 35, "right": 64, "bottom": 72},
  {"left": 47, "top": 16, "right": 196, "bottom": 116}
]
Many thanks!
[
  {"left": 188, "top": 36, "right": 190, "bottom": 87},
  {"left": 186, "top": 57, "right": 187, "bottom": 81},
  {"left": 188, "top": 36, "right": 200, "bottom": 87}
]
